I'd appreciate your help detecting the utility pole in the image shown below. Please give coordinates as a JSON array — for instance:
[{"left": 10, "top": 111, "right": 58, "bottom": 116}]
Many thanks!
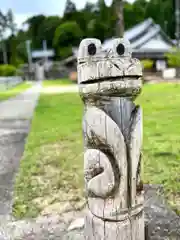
[
  {"left": 175, "top": 0, "right": 180, "bottom": 47},
  {"left": 115, "top": 0, "right": 124, "bottom": 37}
]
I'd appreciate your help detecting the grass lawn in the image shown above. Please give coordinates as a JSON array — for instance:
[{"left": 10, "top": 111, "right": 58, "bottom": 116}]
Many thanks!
[
  {"left": 43, "top": 78, "right": 75, "bottom": 87},
  {"left": 13, "top": 83, "right": 180, "bottom": 219},
  {"left": 0, "top": 81, "right": 32, "bottom": 101}
]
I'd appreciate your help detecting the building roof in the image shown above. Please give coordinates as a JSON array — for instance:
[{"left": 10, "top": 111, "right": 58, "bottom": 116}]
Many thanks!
[
  {"left": 125, "top": 18, "right": 153, "bottom": 41},
  {"left": 102, "top": 18, "right": 174, "bottom": 52}
]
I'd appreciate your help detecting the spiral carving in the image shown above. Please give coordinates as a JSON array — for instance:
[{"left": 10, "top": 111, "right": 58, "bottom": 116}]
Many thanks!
[{"left": 83, "top": 106, "right": 128, "bottom": 220}]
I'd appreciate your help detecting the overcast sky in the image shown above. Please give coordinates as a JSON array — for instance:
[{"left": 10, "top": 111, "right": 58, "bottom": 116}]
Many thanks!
[{"left": 1, "top": 0, "right": 134, "bottom": 29}]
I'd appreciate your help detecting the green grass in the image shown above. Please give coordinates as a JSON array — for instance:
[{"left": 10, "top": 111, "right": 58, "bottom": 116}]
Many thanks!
[
  {"left": 43, "top": 78, "right": 75, "bottom": 87},
  {"left": 138, "top": 83, "right": 180, "bottom": 214},
  {"left": 13, "top": 83, "right": 180, "bottom": 219},
  {"left": 0, "top": 82, "right": 32, "bottom": 101}
]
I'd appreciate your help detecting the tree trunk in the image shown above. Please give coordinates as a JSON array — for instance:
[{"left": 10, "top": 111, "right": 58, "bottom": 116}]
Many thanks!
[{"left": 115, "top": 0, "right": 124, "bottom": 37}]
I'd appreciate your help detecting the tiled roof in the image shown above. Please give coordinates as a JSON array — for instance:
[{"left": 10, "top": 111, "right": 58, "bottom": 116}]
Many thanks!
[
  {"left": 139, "top": 38, "right": 173, "bottom": 50},
  {"left": 125, "top": 18, "right": 153, "bottom": 41},
  {"left": 130, "top": 24, "right": 160, "bottom": 49},
  {"left": 102, "top": 18, "right": 174, "bottom": 52}
]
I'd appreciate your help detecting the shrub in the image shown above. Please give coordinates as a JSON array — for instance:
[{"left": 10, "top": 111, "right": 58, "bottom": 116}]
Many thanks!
[
  {"left": 141, "top": 60, "right": 154, "bottom": 70},
  {"left": 0, "top": 64, "right": 17, "bottom": 76},
  {"left": 15, "top": 69, "right": 24, "bottom": 77},
  {"left": 56, "top": 46, "right": 72, "bottom": 59},
  {"left": 165, "top": 48, "right": 180, "bottom": 67}
]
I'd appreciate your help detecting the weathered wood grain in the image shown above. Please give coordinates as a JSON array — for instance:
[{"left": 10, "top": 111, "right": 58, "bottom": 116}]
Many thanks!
[{"left": 78, "top": 38, "right": 144, "bottom": 239}]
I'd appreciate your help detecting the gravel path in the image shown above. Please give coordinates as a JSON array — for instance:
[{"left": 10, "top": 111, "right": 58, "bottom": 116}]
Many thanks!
[{"left": 0, "top": 185, "right": 178, "bottom": 240}]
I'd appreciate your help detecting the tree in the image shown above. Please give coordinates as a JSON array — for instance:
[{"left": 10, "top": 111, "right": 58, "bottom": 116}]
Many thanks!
[
  {"left": 87, "top": 0, "right": 114, "bottom": 41},
  {"left": 123, "top": 2, "right": 134, "bottom": 30},
  {"left": 6, "top": 9, "right": 20, "bottom": 66},
  {"left": 37, "top": 16, "right": 61, "bottom": 48},
  {"left": 132, "top": 0, "right": 147, "bottom": 25},
  {"left": 15, "top": 30, "right": 29, "bottom": 63},
  {"left": 73, "top": 3, "right": 97, "bottom": 38},
  {"left": 144, "top": 0, "right": 174, "bottom": 38},
  {"left": 6, "top": 9, "right": 17, "bottom": 35},
  {"left": 25, "top": 15, "right": 46, "bottom": 48},
  {"left": 63, "top": 0, "right": 77, "bottom": 22},
  {"left": 64, "top": 0, "right": 76, "bottom": 15},
  {"left": 115, "top": 0, "right": 124, "bottom": 37},
  {"left": 0, "top": 10, "right": 8, "bottom": 64},
  {"left": 88, "top": 19, "right": 110, "bottom": 42},
  {"left": 53, "top": 21, "right": 83, "bottom": 59}
]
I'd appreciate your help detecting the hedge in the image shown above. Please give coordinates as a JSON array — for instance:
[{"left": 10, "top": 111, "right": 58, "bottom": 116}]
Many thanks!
[
  {"left": 141, "top": 60, "right": 154, "bottom": 70},
  {"left": 0, "top": 64, "right": 17, "bottom": 77},
  {"left": 165, "top": 48, "right": 180, "bottom": 67}
]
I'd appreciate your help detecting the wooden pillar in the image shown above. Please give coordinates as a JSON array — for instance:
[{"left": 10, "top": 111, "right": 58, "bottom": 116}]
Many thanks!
[{"left": 77, "top": 38, "right": 144, "bottom": 239}]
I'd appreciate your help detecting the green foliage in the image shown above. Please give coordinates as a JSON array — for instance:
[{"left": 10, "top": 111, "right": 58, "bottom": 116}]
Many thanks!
[
  {"left": 25, "top": 15, "right": 46, "bottom": 49},
  {"left": 0, "top": 0, "right": 176, "bottom": 62},
  {"left": 56, "top": 46, "right": 72, "bottom": 59},
  {"left": 9, "top": 35, "right": 23, "bottom": 67},
  {"left": 63, "top": 0, "right": 77, "bottom": 16},
  {"left": 141, "top": 59, "right": 154, "bottom": 69},
  {"left": 87, "top": 20, "right": 109, "bottom": 41},
  {"left": 6, "top": 9, "right": 16, "bottom": 34},
  {"left": 145, "top": 0, "right": 174, "bottom": 37},
  {"left": 53, "top": 21, "right": 83, "bottom": 58},
  {"left": 54, "top": 21, "right": 83, "bottom": 48},
  {"left": 37, "top": 16, "right": 61, "bottom": 49},
  {"left": 165, "top": 49, "right": 180, "bottom": 67},
  {"left": 0, "top": 64, "right": 17, "bottom": 76}
]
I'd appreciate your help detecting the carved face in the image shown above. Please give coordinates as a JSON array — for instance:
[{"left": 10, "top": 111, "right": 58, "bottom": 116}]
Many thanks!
[{"left": 77, "top": 38, "right": 143, "bottom": 100}]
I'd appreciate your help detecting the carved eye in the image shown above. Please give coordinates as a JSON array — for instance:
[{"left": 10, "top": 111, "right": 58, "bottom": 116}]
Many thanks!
[
  {"left": 78, "top": 38, "right": 101, "bottom": 60},
  {"left": 88, "top": 43, "right": 96, "bottom": 55},
  {"left": 116, "top": 43, "right": 125, "bottom": 55},
  {"left": 110, "top": 38, "right": 132, "bottom": 57}
]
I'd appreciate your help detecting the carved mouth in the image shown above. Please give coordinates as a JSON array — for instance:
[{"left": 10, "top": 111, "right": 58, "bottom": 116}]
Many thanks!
[{"left": 80, "top": 76, "right": 141, "bottom": 85}]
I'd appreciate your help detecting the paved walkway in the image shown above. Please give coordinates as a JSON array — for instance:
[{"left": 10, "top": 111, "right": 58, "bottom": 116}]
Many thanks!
[
  {"left": 0, "top": 82, "right": 42, "bottom": 120},
  {"left": 0, "top": 82, "right": 78, "bottom": 220},
  {"left": 145, "top": 75, "right": 180, "bottom": 84},
  {"left": 0, "top": 82, "right": 42, "bottom": 220}
]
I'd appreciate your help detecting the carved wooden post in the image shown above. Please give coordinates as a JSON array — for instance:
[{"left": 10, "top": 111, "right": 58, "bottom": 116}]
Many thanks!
[{"left": 77, "top": 38, "right": 144, "bottom": 239}]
